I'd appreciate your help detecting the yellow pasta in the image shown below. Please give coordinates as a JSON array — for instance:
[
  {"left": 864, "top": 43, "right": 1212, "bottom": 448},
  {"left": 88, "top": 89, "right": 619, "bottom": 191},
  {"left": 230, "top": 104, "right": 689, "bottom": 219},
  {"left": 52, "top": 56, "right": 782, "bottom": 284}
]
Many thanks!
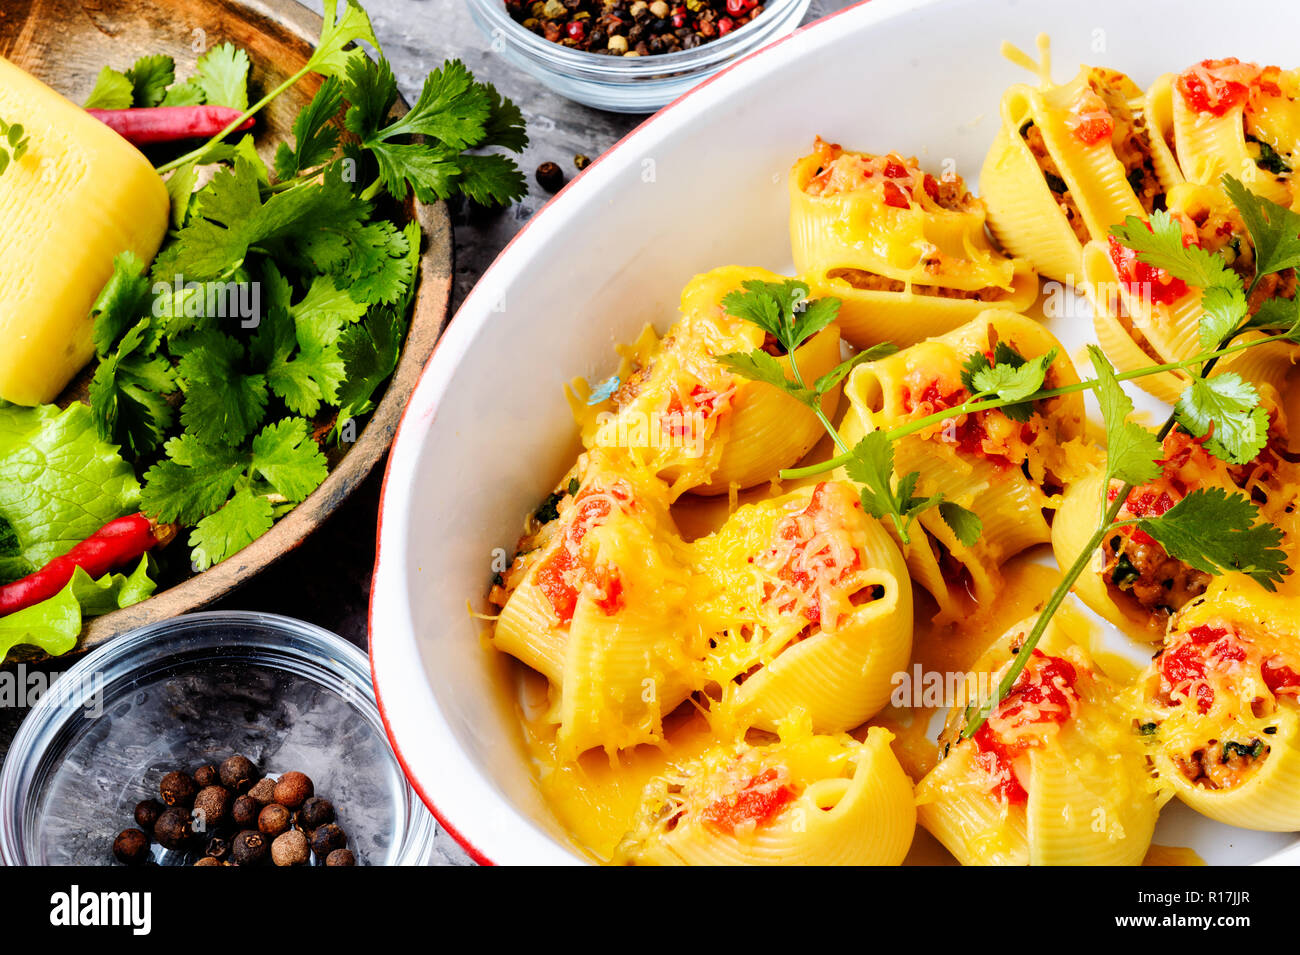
[
  {"left": 837, "top": 310, "right": 1088, "bottom": 618},
  {"left": 570, "top": 266, "right": 841, "bottom": 498},
  {"left": 1137, "top": 588, "right": 1300, "bottom": 830},
  {"left": 790, "top": 139, "right": 1036, "bottom": 347},
  {"left": 916, "top": 618, "right": 1160, "bottom": 865},
  {"left": 1168, "top": 60, "right": 1299, "bottom": 208},
  {"left": 690, "top": 480, "right": 912, "bottom": 733},
  {"left": 615, "top": 723, "right": 915, "bottom": 865},
  {"left": 982, "top": 62, "right": 1178, "bottom": 282},
  {"left": 491, "top": 449, "right": 707, "bottom": 759}
]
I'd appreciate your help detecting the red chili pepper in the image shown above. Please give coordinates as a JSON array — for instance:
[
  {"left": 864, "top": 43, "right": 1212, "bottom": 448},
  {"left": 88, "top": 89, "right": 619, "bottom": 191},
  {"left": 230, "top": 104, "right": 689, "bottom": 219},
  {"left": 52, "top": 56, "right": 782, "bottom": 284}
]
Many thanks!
[
  {"left": 0, "top": 514, "right": 175, "bottom": 618},
  {"left": 86, "top": 106, "right": 254, "bottom": 146}
]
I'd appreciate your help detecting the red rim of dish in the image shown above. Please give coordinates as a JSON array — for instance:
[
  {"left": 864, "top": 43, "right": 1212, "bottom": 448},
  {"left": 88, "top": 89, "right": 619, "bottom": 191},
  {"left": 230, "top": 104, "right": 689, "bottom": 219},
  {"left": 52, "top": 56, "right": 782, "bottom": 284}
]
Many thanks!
[{"left": 367, "top": 0, "right": 874, "bottom": 867}]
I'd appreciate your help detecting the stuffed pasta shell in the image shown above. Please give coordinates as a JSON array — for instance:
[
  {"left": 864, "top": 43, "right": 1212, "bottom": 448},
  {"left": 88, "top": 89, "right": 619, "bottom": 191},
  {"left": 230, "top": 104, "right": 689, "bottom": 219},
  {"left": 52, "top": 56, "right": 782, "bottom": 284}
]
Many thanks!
[
  {"left": 1082, "top": 182, "right": 1296, "bottom": 405},
  {"left": 1169, "top": 59, "right": 1300, "bottom": 208},
  {"left": 1053, "top": 426, "right": 1292, "bottom": 646},
  {"left": 572, "top": 266, "right": 842, "bottom": 498},
  {"left": 691, "top": 480, "right": 913, "bottom": 733},
  {"left": 916, "top": 619, "right": 1160, "bottom": 865},
  {"left": 615, "top": 725, "right": 915, "bottom": 865},
  {"left": 790, "top": 138, "right": 1036, "bottom": 347},
  {"left": 490, "top": 449, "right": 708, "bottom": 759},
  {"left": 982, "top": 65, "right": 1178, "bottom": 282},
  {"left": 837, "top": 311, "right": 1088, "bottom": 618},
  {"left": 1138, "top": 589, "right": 1300, "bottom": 831}
]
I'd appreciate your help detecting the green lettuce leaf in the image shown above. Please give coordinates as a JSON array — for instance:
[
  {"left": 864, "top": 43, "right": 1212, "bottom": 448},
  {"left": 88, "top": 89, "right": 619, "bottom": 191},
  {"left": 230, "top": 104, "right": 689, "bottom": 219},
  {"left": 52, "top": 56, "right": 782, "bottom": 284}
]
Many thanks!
[{"left": 0, "top": 403, "right": 141, "bottom": 583}]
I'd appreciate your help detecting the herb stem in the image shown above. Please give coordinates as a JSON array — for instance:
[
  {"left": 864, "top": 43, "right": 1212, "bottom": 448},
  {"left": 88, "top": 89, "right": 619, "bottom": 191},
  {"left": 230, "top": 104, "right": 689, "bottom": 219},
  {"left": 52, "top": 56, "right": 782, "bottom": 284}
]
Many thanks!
[{"left": 779, "top": 333, "right": 1290, "bottom": 481}]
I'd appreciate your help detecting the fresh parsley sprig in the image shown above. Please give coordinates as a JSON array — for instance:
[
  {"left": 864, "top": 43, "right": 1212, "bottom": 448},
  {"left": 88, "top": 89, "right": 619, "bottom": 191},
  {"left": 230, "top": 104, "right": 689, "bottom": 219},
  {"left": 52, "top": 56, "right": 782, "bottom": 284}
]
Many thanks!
[{"left": 0, "top": 117, "right": 28, "bottom": 177}]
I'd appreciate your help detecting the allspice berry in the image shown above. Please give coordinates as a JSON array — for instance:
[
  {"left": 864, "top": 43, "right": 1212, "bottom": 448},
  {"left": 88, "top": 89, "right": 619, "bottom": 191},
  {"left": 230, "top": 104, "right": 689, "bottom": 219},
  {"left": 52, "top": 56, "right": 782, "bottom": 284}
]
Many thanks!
[
  {"left": 193, "top": 764, "right": 219, "bottom": 788},
  {"left": 192, "top": 785, "right": 231, "bottom": 828},
  {"left": 298, "top": 796, "right": 335, "bottom": 831},
  {"left": 205, "top": 834, "right": 232, "bottom": 861},
  {"left": 193, "top": 857, "right": 221, "bottom": 866},
  {"left": 219, "top": 754, "right": 258, "bottom": 793},
  {"left": 232, "top": 794, "right": 260, "bottom": 828},
  {"left": 271, "top": 829, "right": 310, "bottom": 867},
  {"left": 231, "top": 830, "right": 268, "bottom": 866},
  {"left": 535, "top": 161, "right": 564, "bottom": 193},
  {"left": 134, "top": 798, "right": 164, "bottom": 832},
  {"left": 159, "top": 770, "right": 197, "bottom": 808},
  {"left": 154, "top": 807, "right": 195, "bottom": 850},
  {"left": 247, "top": 777, "right": 276, "bottom": 804},
  {"left": 272, "top": 771, "right": 313, "bottom": 809},
  {"left": 258, "top": 803, "right": 291, "bottom": 838},
  {"left": 310, "top": 823, "right": 347, "bottom": 859},
  {"left": 325, "top": 848, "right": 356, "bottom": 867},
  {"left": 113, "top": 829, "right": 150, "bottom": 865}
]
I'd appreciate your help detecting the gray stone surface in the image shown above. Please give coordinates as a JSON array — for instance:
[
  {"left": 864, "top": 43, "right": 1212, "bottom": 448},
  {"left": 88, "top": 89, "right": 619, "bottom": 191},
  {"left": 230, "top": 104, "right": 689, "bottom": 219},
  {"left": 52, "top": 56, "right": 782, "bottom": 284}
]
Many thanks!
[{"left": 0, "top": 0, "right": 852, "bottom": 867}]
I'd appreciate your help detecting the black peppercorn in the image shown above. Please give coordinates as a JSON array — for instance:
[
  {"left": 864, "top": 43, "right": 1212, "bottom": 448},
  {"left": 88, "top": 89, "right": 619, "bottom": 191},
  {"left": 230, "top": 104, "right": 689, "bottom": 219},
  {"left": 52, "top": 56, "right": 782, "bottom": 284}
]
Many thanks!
[
  {"left": 258, "top": 803, "right": 292, "bottom": 838},
  {"left": 154, "top": 807, "right": 195, "bottom": 850},
  {"left": 134, "top": 798, "right": 164, "bottom": 832},
  {"left": 536, "top": 161, "right": 565, "bottom": 193},
  {"left": 159, "top": 770, "right": 197, "bottom": 808},
  {"left": 219, "top": 754, "right": 258, "bottom": 793},
  {"left": 192, "top": 785, "right": 231, "bottom": 829},
  {"left": 231, "top": 830, "right": 268, "bottom": 866},
  {"left": 325, "top": 848, "right": 356, "bottom": 867},
  {"left": 193, "top": 764, "right": 219, "bottom": 788},
  {"left": 310, "top": 823, "right": 347, "bottom": 859},
  {"left": 113, "top": 829, "right": 150, "bottom": 865},
  {"left": 232, "top": 794, "right": 260, "bottom": 828},
  {"left": 272, "top": 771, "right": 313, "bottom": 809},
  {"left": 298, "top": 796, "right": 335, "bottom": 831}
]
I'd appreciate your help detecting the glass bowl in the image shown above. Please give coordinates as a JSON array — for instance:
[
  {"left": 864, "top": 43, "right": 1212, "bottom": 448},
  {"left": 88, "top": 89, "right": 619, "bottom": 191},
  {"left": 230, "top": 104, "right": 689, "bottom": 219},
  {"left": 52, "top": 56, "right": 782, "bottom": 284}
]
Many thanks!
[
  {"left": 465, "top": 0, "right": 812, "bottom": 113},
  {"left": 0, "top": 612, "right": 436, "bottom": 866}
]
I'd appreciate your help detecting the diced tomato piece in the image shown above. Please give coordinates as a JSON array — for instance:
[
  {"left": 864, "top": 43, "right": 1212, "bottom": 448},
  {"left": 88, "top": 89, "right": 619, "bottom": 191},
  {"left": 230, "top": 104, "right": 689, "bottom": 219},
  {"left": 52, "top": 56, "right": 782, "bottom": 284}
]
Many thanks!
[
  {"left": 972, "top": 651, "right": 1078, "bottom": 804},
  {"left": 1108, "top": 234, "right": 1190, "bottom": 306},
  {"left": 700, "top": 768, "right": 796, "bottom": 833},
  {"left": 882, "top": 179, "right": 910, "bottom": 209},
  {"left": 1176, "top": 58, "right": 1255, "bottom": 116}
]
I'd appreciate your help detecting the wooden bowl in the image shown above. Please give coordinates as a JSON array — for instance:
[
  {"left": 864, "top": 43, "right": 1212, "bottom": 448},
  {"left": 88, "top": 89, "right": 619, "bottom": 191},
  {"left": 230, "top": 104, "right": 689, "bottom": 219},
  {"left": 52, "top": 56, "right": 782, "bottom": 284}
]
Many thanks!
[{"left": 0, "top": 0, "right": 453, "bottom": 654}]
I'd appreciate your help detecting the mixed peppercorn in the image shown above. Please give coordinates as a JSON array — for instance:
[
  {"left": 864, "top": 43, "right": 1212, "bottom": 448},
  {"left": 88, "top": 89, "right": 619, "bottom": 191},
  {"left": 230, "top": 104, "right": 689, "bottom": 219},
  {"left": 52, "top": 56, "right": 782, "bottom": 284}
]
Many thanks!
[
  {"left": 112, "top": 754, "right": 357, "bottom": 867},
  {"left": 505, "top": 0, "right": 767, "bottom": 56}
]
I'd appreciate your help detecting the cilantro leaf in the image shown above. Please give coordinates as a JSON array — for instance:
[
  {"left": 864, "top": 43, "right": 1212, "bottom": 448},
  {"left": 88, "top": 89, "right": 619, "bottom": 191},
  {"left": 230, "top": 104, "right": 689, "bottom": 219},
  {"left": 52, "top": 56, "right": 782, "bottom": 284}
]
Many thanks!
[
  {"left": 715, "top": 350, "right": 816, "bottom": 407},
  {"left": 939, "top": 501, "right": 983, "bottom": 548},
  {"left": 189, "top": 488, "right": 274, "bottom": 571},
  {"left": 720, "top": 279, "right": 840, "bottom": 356},
  {"left": 142, "top": 435, "right": 247, "bottom": 526},
  {"left": 161, "top": 79, "right": 206, "bottom": 107},
  {"left": 377, "top": 59, "right": 490, "bottom": 151},
  {"left": 1135, "top": 487, "right": 1290, "bottom": 590},
  {"left": 90, "top": 318, "right": 176, "bottom": 457},
  {"left": 480, "top": 83, "right": 529, "bottom": 153},
  {"left": 1242, "top": 293, "right": 1300, "bottom": 340},
  {"left": 1109, "top": 211, "right": 1236, "bottom": 290},
  {"left": 306, "top": 0, "right": 380, "bottom": 80},
  {"left": 84, "top": 66, "right": 134, "bottom": 109},
  {"left": 196, "top": 43, "right": 251, "bottom": 111},
  {"left": 844, "top": 432, "right": 943, "bottom": 545},
  {"left": 972, "top": 347, "right": 1057, "bottom": 412},
  {"left": 1174, "top": 373, "right": 1270, "bottom": 465},
  {"left": 89, "top": 252, "right": 151, "bottom": 356},
  {"left": 1198, "top": 283, "right": 1249, "bottom": 349},
  {"left": 250, "top": 418, "right": 328, "bottom": 503},
  {"left": 1087, "top": 345, "right": 1164, "bottom": 493},
  {"left": 175, "top": 330, "right": 268, "bottom": 444},
  {"left": 1222, "top": 174, "right": 1300, "bottom": 280},
  {"left": 126, "top": 54, "right": 176, "bottom": 108},
  {"left": 455, "top": 152, "right": 528, "bottom": 207},
  {"left": 335, "top": 305, "right": 408, "bottom": 428},
  {"left": 273, "top": 75, "right": 344, "bottom": 180}
]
